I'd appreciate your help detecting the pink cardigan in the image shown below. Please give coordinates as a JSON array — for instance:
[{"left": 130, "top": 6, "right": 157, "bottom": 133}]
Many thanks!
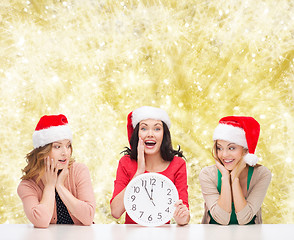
[{"left": 17, "top": 162, "right": 96, "bottom": 228}]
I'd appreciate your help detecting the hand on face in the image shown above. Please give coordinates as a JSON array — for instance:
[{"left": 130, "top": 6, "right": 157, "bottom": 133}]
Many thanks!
[
  {"left": 135, "top": 137, "right": 145, "bottom": 176},
  {"left": 56, "top": 161, "right": 69, "bottom": 187},
  {"left": 231, "top": 159, "right": 247, "bottom": 181},
  {"left": 215, "top": 159, "right": 230, "bottom": 177},
  {"left": 42, "top": 156, "right": 58, "bottom": 187},
  {"left": 173, "top": 199, "right": 190, "bottom": 225}
]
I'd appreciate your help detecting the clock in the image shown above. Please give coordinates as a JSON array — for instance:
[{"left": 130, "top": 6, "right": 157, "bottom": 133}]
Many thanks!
[{"left": 124, "top": 172, "right": 179, "bottom": 226}]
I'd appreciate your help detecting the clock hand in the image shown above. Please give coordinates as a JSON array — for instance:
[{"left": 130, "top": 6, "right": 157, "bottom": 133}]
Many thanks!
[
  {"left": 144, "top": 186, "right": 152, "bottom": 200},
  {"left": 151, "top": 200, "right": 156, "bottom": 206},
  {"left": 150, "top": 185, "right": 154, "bottom": 200}
]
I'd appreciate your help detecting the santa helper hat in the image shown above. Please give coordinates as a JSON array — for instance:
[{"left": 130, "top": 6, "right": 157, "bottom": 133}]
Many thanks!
[
  {"left": 33, "top": 114, "right": 72, "bottom": 149},
  {"left": 127, "top": 106, "right": 171, "bottom": 144},
  {"left": 213, "top": 116, "right": 260, "bottom": 166}
]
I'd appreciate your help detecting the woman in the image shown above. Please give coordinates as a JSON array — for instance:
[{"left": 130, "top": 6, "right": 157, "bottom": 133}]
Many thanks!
[
  {"left": 199, "top": 116, "right": 271, "bottom": 225},
  {"left": 110, "top": 106, "right": 190, "bottom": 225},
  {"left": 17, "top": 114, "right": 96, "bottom": 228}
]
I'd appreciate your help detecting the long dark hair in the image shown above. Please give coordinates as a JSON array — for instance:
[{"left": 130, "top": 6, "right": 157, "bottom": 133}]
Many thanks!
[{"left": 122, "top": 121, "right": 184, "bottom": 161}]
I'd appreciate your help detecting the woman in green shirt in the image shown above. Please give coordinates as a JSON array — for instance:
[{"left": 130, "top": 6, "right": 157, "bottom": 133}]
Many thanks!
[{"left": 199, "top": 116, "right": 271, "bottom": 225}]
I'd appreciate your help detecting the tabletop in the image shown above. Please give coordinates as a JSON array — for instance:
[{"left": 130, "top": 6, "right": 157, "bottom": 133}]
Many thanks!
[{"left": 0, "top": 224, "right": 293, "bottom": 240}]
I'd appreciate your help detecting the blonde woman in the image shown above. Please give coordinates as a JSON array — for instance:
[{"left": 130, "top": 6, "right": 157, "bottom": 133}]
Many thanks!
[
  {"left": 17, "top": 114, "right": 95, "bottom": 228},
  {"left": 199, "top": 116, "right": 271, "bottom": 225}
]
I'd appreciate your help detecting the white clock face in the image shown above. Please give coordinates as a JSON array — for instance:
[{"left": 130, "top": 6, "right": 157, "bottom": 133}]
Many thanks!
[{"left": 124, "top": 172, "right": 179, "bottom": 226}]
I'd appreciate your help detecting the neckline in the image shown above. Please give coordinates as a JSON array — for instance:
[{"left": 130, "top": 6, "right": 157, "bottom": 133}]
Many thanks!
[
  {"left": 217, "top": 166, "right": 254, "bottom": 193},
  {"left": 145, "top": 159, "right": 173, "bottom": 174}
]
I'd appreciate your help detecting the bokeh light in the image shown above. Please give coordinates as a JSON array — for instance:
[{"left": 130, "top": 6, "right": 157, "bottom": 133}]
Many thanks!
[{"left": 0, "top": 0, "right": 293, "bottom": 224}]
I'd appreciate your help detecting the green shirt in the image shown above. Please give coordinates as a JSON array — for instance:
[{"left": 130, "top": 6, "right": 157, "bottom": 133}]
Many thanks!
[{"left": 209, "top": 166, "right": 256, "bottom": 225}]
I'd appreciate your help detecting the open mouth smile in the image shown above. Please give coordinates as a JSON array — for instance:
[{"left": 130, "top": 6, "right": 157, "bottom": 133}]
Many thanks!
[
  {"left": 223, "top": 159, "right": 234, "bottom": 164},
  {"left": 144, "top": 140, "right": 156, "bottom": 148}
]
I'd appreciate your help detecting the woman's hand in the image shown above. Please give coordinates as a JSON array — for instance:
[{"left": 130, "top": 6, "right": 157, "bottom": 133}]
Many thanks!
[
  {"left": 42, "top": 156, "right": 58, "bottom": 187},
  {"left": 135, "top": 137, "right": 145, "bottom": 177},
  {"left": 56, "top": 162, "right": 69, "bottom": 187},
  {"left": 215, "top": 159, "right": 230, "bottom": 178},
  {"left": 231, "top": 160, "right": 247, "bottom": 182},
  {"left": 173, "top": 200, "right": 190, "bottom": 226}
]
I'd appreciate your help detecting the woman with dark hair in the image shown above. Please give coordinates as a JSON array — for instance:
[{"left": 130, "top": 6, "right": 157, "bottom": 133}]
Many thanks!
[{"left": 110, "top": 106, "right": 190, "bottom": 225}]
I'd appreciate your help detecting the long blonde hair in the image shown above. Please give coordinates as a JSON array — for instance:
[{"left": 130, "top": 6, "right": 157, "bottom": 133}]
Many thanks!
[{"left": 21, "top": 143, "right": 74, "bottom": 183}]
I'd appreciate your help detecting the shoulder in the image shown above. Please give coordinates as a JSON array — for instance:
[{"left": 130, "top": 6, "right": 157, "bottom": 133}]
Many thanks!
[
  {"left": 118, "top": 155, "right": 137, "bottom": 166},
  {"left": 253, "top": 164, "right": 272, "bottom": 180},
  {"left": 199, "top": 165, "right": 218, "bottom": 182},
  {"left": 71, "top": 161, "right": 88, "bottom": 171},
  {"left": 70, "top": 162, "right": 91, "bottom": 177},
  {"left": 115, "top": 155, "right": 137, "bottom": 176},
  {"left": 171, "top": 156, "right": 186, "bottom": 166},
  {"left": 17, "top": 179, "right": 40, "bottom": 197}
]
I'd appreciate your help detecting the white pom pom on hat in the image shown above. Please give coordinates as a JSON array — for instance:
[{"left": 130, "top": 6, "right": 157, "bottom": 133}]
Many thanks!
[
  {"left": 127, "top": 106, "right": 171, "bottom": 144},
  {"left": 213, "top": 116, "right": 260, "bottom": 166},
  {"left": 32, "top": 114, "right": 72, "bottom": 149}
]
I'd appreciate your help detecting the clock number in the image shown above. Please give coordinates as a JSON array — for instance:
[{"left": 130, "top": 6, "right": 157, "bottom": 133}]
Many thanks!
[
  {"left": 131, "top": 195, "right": 136, "bottom": 202},
  {"left": 139, "top": 211, "right": 144, "bottom": 218},
  {"left": 157, "top": 213, "right": 162, "bottom": 219},
  {"left": 165, "top": 207, "right": 170, "bottom": 213},
  {"left": 167, "top": 188, "right": 171, "bottom": 195},
  {"left": 150, "top": 178, "right": 156, "bottom": 186},
  {"left": 132, "top": 204, "right": 136, "bottom": 211},
  {"left": 148, "top": 215, "right": 153, "bottom": 221},
  {"left": 168, "top": 198, "right": 172, "bottom": 205},
  {"left": 134, "top": 186, "right": 140, "bottom": 193},
  {"left": 161, "top": 181, "right": 164, "bottom": 188},
  {"left": 142, "top": 180, "right": 147, "bottom": 187}
]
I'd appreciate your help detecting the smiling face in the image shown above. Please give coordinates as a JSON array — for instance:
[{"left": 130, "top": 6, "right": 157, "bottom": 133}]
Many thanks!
[
  {"left": 216, "top": 139, "right": 247, "bottom": 171},
  {"left": 138, "top": 119, "right": 164, "bottom": 156},
  {"left": 48, "top": 139, "right": 72, "bottom": 170}
]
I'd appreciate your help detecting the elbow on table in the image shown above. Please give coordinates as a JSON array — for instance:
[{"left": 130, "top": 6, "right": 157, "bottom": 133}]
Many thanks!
[
  {"left": 214, "top": 217, "right": 230, "bottom": 226},
  {"left": 110, "top": 206, "right": 123, "bottom": 219},
  {"left": 111, "top": 210, "right": 122, "bottom": 219},
  {"left": 237, "top": 217, "right": 254, "bottom": 225},
  {"left": 81, "top": 219, "right": 94, "bottom": 226},
  {"left": 30, "top": 212, "right": 51, "bottom": 228},
  {"left": 33, "top": 220, "right": 50, "bottom": 228}
]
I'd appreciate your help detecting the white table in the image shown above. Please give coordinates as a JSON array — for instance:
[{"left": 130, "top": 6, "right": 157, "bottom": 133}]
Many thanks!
[{"left": 0, "top": 224, "right": 293, "bottom": 240}]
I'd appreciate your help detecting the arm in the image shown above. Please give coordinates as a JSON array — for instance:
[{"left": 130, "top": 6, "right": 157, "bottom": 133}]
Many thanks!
[
  {"left": 111, "top": 138, "right": 145, "bottom": 219},
  {"left": 17, "top": 157, "right": 58, "bottom": 228},
  {"left": 236, "top": 166, "right": 272, "bottom": 225},
  {"left": 215, "top": 160, "right": 232, "bottom": 213},
  {"left": 230, "top": 161, "right": 247, "bottom": 213},
  {"left": 173, "top": 158, "right": 190, "bottom": 225},
  {"left": 199, "top": 165, "right": 231, "bottom": 225},
  {"left": 17, "top": 181, "right": 53, "bottom": 228},
  {"left": 56, "top": 163, "right": 96, "bottom": 225}
]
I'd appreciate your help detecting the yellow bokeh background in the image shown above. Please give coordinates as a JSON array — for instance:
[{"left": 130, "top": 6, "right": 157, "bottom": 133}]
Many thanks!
[{"left": 0, "top": 0, "right": 294, "bottom": 224}]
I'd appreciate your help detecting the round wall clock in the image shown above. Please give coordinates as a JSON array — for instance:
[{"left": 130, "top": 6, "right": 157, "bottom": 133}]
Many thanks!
[{"left": 124, "top": 172, "right": 179, "bottom": 226}]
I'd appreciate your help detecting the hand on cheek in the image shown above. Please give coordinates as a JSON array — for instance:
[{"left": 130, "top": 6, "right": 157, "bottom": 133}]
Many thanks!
[
  {"left": 135, "top": 137, "right": 145, "bottom": 176},
  {"left": 42, "top": 156, "right": 58, "bottom": 187},
  {"left": 56, "top": 161, "right": 69, "bottom": 187}
]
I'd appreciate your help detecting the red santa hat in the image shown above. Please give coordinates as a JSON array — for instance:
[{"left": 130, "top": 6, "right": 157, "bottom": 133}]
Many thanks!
[
  {"left": 127, "top": 106, "right": 171, "bottom": 143},
  {"left": 32, "top": 114, "right": 72, "bottom": 149},
  {"left": 213, "top": 116, "right": 260, "bottom": 166}
]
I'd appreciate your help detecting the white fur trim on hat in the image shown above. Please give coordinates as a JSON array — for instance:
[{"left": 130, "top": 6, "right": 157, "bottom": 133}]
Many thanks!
[
  {"left": 33, "top": 125, "right": 72, "bottom": 149},
  {"left": 132, "top": 106, "right": 171, "bottom": 128},
  {"left": 213, "top": 124, "right": 248, "bottom": 148},
  {"left": 244, "top": 153, "right": 258, "bottom": 166}
]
